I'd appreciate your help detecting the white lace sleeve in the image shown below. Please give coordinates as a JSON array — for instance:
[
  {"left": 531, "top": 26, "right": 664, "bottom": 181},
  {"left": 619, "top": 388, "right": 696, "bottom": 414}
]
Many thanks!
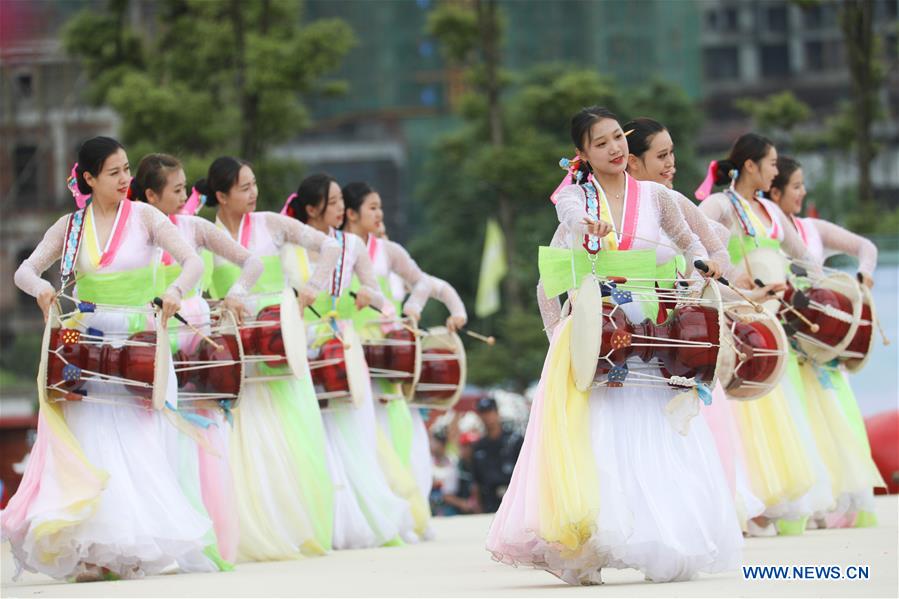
[
  {"left": 13, "top": 214, "right": 68, "bottom": 298},
  {"left": 192, "top": 217, "right": 263, "bottom": 298},
  {"left": 537, "top": 224, "right": 568, "bottom": 340},
  {"left": 352, "top": 240, "right": 386, "bottom": 310},
  {"left": 428, "top": 276, "right": 467, "bottom": 322},
  {"left": 264, "top": 213, "right": 340, "bottom": 294},
  {"left": 382, "top": 240, "right": 432, "bottom": 317},
  {"left": 141, "top": 204, "right": 202, "bottom": 299},
  {"left": 671, "top": 191, "right": 730, "bottom": 270},
  {"left": 811, "top": 218, "right": 878, "bottom": 275},
  {"left": 655, "top": 187, "right": 708, "bottom": 260},
  {"left": 697, "top": 192, "right": 736, "bottom": 232},
  {"left": 553, "top": 185, "right": 590, "bottom": 237}
]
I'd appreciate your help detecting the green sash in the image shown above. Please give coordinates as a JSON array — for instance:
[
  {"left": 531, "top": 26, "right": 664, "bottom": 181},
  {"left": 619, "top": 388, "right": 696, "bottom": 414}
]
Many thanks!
[
  {"left": 77, "top": 267, "right": 157, "bottom": 307},
  {"left": 538, "top": 246, "right": 660, "bottom": 320},
  {"left": 211, "top": 255, "right": 284, "bottom": 300}
]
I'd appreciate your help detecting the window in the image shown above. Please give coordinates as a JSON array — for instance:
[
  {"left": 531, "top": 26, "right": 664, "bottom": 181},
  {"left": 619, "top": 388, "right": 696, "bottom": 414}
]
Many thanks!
[
  {"left": 13, "top": 145, "right": 38, "bottom": 201},
  {"left": 15, "top": 71, "right": 33, "bottom": 99},
  {"left": 767, "top": 5, "right": 788, "bottom": 32},
  {"left": 760, "top": 44, "right": 790, "bottom": 77},
  {"left": 704, "top": 46, "right": 740, "bottom": 81},
  {"left": 705, "top": 6, "right": 739, "bottom": 32},
  {"left": 804, "top": 39, "right": 845, "bottom": 71}
]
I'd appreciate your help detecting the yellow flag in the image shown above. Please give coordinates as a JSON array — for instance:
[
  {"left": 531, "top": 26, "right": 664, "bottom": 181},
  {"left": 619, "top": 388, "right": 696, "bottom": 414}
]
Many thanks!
[{"left": 475, "top": 218, "right": 508, "bottom": 318}]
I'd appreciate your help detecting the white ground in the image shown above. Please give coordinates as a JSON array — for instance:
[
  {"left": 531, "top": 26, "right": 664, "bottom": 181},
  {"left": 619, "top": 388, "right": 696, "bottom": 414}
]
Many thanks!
[{"left": 3, "top": 495, "right": 896, "bottom": 598}]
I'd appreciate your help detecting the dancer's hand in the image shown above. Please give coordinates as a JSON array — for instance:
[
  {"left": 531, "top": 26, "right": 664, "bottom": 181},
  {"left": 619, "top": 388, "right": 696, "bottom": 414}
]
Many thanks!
[
  {"left": 37, "top": 289, "right": 57, "bottom": 323},
  {"left": 296, "top": 285, "right": 318, "bottom": 310},
  {"left": 582, "top": 217, "right": 613, "bottom": 238},
  {"left": 746, "top": 282, "right": 786, "bottom": 302},
  {"left": 160, "top": 292, "right": 181, "bottom": 322},
  {"left": 859, "top": 272, "right": 874, "bottom": 289},
  {"left": 446, "top": 315, "right": 467, "bottom": 333},
  {"left": 221, "top": 296, "right": 250, "bottom": 325},
  {"left": 696, "top": 260, "right": 723, "bottom": 280},
  {"left": 354, "top": 288, "right": 373, "bottom": 310}
]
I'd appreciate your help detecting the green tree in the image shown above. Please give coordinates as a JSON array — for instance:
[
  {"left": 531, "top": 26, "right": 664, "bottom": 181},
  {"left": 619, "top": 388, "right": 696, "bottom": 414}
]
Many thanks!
[
  {"left": 838, "top": 0, "right": 887, "bottom": 209},
  {"left": 63, "top": 0, "right": 355, "bottom": 183},
  {"left": 735, "top": 90, "right": 812, "bottom": 152}
]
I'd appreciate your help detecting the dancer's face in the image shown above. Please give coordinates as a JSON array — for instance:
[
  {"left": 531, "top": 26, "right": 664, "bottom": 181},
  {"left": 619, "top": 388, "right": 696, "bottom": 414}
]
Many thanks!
[
  {"left": 217, "top": 165, "right": 258, "bottom": 215},
  {"left": 346, "top": 192, "right": 383, "bottom": 236},
  {"left": 743, "top": 146, "right": 778, "bottom": 193},
  {"left": 146, "top": 168, "right": 188, "bottom": 216},
  {"left": 578, "top": 118, "right": 628, "bottom": 178},
  {"left": 627, "top": 129, "right": 676, "bottom": 188},
  {"left": 84, "top": 148, "right": 131, "bottom": 204},
  {"left": 771, "top": 168, "right": 806, "bottom": 216},
  {"left": 307, "top": 182, "right": 345, "bottom": 230}
]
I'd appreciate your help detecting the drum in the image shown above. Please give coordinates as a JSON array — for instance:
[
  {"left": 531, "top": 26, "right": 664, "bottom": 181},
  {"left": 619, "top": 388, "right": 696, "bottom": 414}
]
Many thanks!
[
  {"left": 358, "top": 316, "right": 422, "bottom": 389},
  {"left": 307, "top": 321, "right": 367, "bottom": 410},
  {"left": 174, "top": 288, "right": 307, "bottom": 408},
  {"left": 839, "top": 281, "right": 877, "bottom": 372},
  {"left": 40, "top": 297, "right": 170, "bottom": 410},
  {"left": 569, "top": 276, "right": 787, "bottom": 400},
  {"left": 402, "top": 326, "right": 466, "bottom": 410},
  {"left": 782, "top": 271, "right": 862, "bottom": 364}
]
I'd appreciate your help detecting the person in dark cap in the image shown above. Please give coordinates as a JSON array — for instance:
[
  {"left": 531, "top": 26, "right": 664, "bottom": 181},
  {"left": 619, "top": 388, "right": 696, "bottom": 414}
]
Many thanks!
[{"left": 471, "top": 397, "right": 523, "bottom": 513}]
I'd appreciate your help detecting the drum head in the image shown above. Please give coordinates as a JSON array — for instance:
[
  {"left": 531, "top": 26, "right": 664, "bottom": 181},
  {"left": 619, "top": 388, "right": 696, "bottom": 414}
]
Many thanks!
[
  {"left": 569, "top": 276, "right": 602, "bottom": 392},
  {"left": 722, "top": 303, "right": 789, "bottom": 401},
  {"left": 700, "top": 281, "right": 733, "bottom": 390},
  {"left": 409, "top": 326, "right": 466, "bottom": 410},
  {"left": 217, "top": 308, "right": 246, "bottom": 407},
  {"left": 744, "top": 247, "right": 788, "bottom": 287},
  {"left": 280, "top": 288, "right": 309, "bottom": 379},
  {"left": 153, "top": 314, "right": 171, "bottom": 411},
  {"left": 795, "top": 271, "right": 862, "bottom": 364},
  {"left": 843, "top": 282, "right": 875, "bottom": 373},
  {"left": 341, "top": 325, "right": 368, "bottom": 409},
  {"left": 37, "top": 302, "right": 59, "bottom": 406}
]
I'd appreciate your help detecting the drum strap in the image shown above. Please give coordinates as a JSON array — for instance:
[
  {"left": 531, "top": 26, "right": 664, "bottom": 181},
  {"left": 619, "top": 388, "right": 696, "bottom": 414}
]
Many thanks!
[
  {"left": 60, "top": 205, "right": 89, "bottom": 290},
  {"left": 329, "top": 229, "right": 348, "bottom": 298}
]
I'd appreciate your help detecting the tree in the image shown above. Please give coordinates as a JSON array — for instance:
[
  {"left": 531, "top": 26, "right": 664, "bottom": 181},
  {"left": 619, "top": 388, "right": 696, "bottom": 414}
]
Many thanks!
[
  {"left": 63, "top": 0, "right": 355, "bottom": 176},
  {"left": 427, "top": 0, "right": 522, "bottom": 310},
  {"left": 838, "top": 0, "right": 887, "bottom": 209}
]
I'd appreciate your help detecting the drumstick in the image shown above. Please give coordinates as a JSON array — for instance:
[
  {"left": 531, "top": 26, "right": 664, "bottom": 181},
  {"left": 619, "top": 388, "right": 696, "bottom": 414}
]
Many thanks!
[
  {"left": 348, "top": 292, "right": 422, "bottom": 336},
  {"left": 751, "top": 279, "right": 820, "bottom": 333},
  {"left": 291, "top": 287, "right": 321, "bottom": 318},
  {"left": 694, "top": 260, "right": 764, "bottom": 312},
  {"left": 152, "top": 297, "right": 223, "bottom": 350},
  {"left": 463, "top": 329, "right": 496, "bottom": 346}
]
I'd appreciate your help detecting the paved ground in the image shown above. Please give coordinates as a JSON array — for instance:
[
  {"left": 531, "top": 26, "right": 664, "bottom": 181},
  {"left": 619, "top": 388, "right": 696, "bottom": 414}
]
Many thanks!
[{"left": 3, "top": 495, "right": 896, "bottom": 598}]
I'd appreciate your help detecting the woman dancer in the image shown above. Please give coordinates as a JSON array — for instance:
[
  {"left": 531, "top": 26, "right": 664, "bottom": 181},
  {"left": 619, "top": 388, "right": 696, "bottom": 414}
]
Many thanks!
[
  {"left": 341, "top": 182, "right": 468, "bottom": 539},
  {"left": 197, "top": 156, "right": 339, "bottom": 561},
  {"left": 488, "top": 106, "right": 741, "bottom": 585},
  {"left": 768, "top": 155, "right": 884, "bottom": 528},
  {"left": 696, "top": 134, "right": 824, "bottom": 535},
  {"left": 622, "top": 117, "right": 767, "bottom": 530},
  {"left": 132, "top": 152, "right": 264, "bottom": 564},
  {"left": 5, "top": 136, "right": 216, "bottom": 582},
  {"left": 281, "top": 173, "right": 410, "bottom": 549}
]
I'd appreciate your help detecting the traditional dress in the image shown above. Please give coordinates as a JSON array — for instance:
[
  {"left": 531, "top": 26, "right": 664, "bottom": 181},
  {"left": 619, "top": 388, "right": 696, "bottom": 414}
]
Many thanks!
[
  {"left": 699, "top": 190, "right": 825, "bottom": 529},
  {"left": 154, "top": 212, "right": 263, "bottom": 564},
  {"left": 208, "top": 211, "right": 338, "bottom": 561},
  {"left": 488, "top": 174, "right": 742, "bottom": 584},
  {"left": 357, "top": 235, "right": 469, "bottom": 541},
  {"left": 283, "top": 228, "right": 410, "bottom": 549},
  {"left": 787, "top": 215, "right": 885, "bottom": 527},
  {"left": 5, "top": 200, "right": 216, "bottom": 580}
]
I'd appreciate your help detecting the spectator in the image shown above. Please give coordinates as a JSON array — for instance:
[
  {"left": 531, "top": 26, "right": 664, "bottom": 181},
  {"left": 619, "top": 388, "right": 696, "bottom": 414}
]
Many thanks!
[
  {"left": 443, "top": 431, "right": 481, "bottom": 515},
  {"left": 430, "top": 430, "right": 459, "bottom": 516},
  {"left": 471, "top": 397, "right": 523, "bottom": 513}
]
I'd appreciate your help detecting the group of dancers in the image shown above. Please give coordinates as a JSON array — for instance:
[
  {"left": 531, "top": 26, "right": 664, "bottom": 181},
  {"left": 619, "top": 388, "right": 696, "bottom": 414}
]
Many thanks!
[
  {"left": 4, "top": 136, "right": 466, "bottom": 581},
  {"left": 487, "top": 106, "right": 884, "bottom": 585},
  {"left": 1, "top": 100, "right": 885, "bottom": 587}
]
